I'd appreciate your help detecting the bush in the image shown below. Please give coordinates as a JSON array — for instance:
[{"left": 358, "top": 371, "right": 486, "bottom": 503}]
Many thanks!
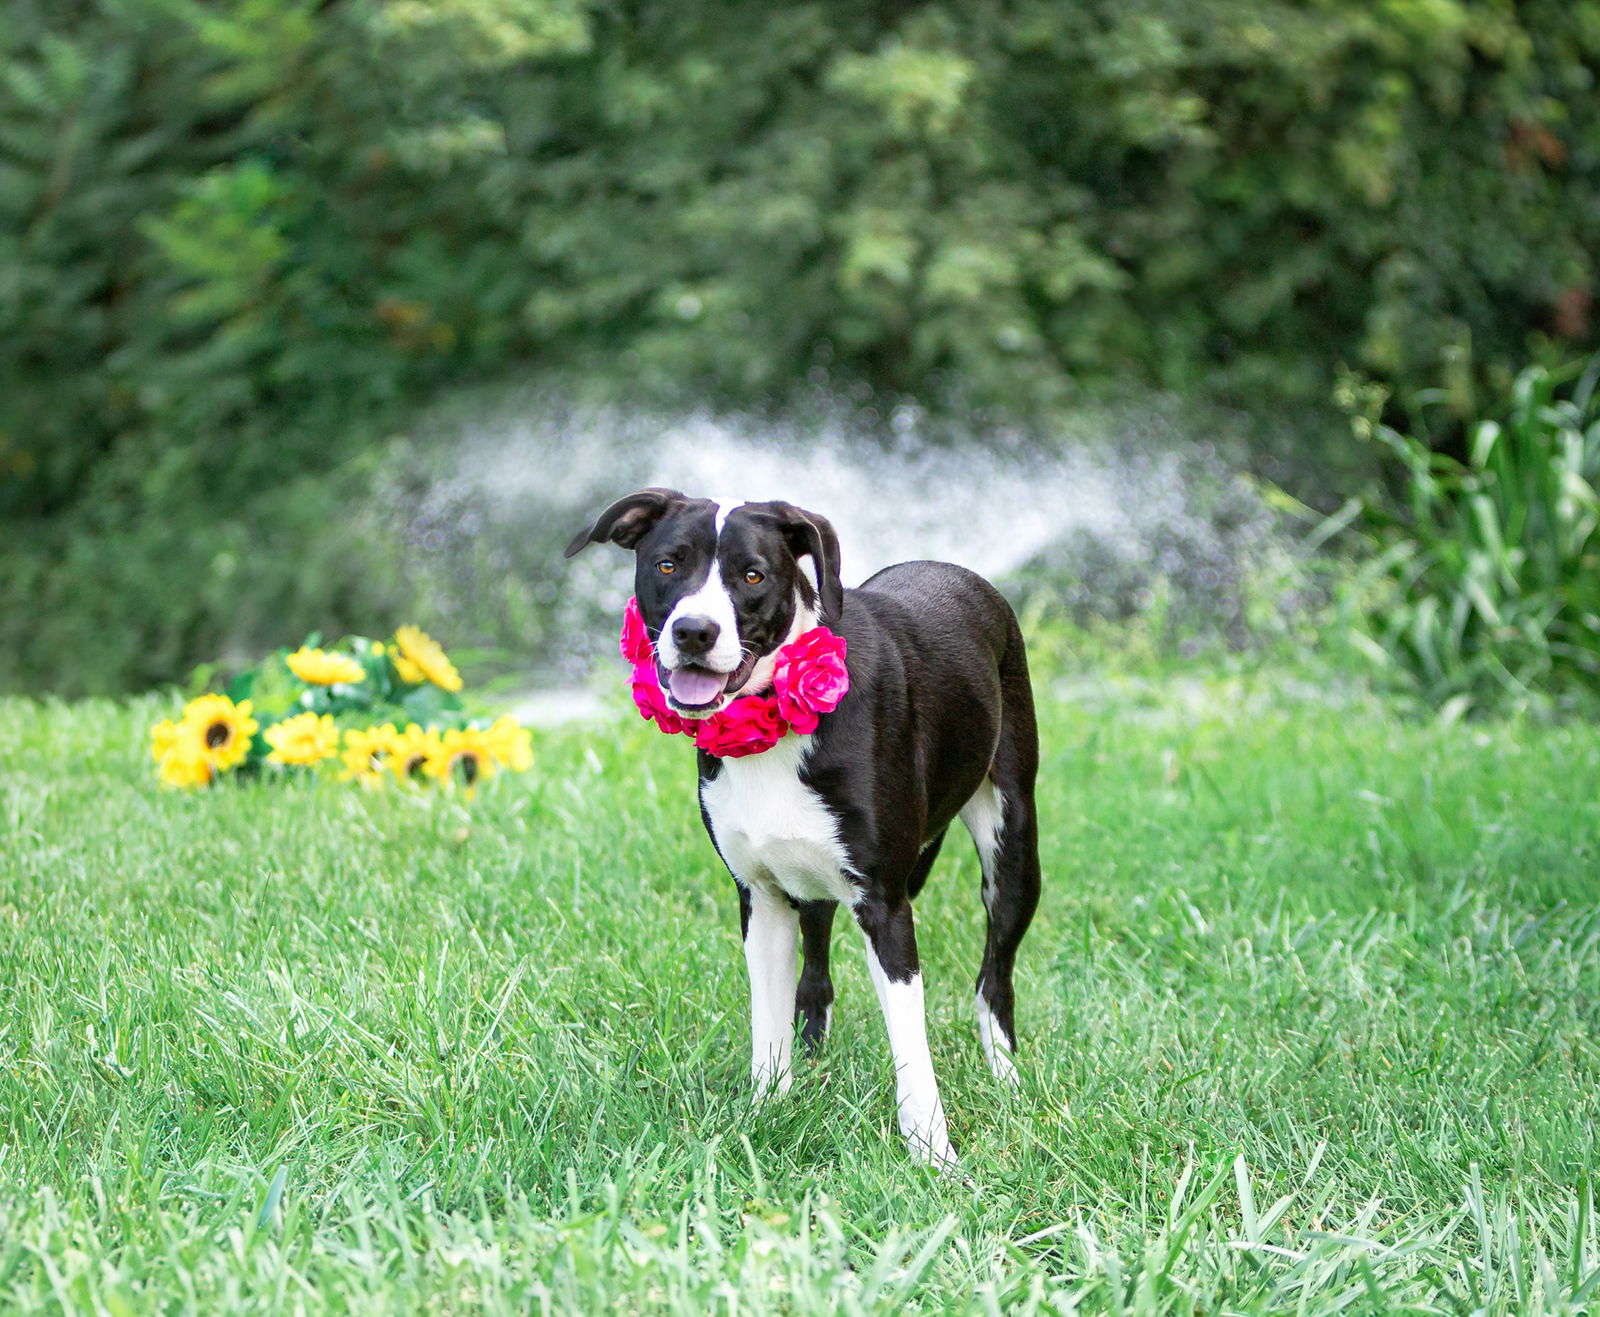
[
  {"left": 1343, "top": 356, "right": 1600, "bottom": 715},
  {"left": 3, "top": 0, "right": 1598, "bottom": 691}
]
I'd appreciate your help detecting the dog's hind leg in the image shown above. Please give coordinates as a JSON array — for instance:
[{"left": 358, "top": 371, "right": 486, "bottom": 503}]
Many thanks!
[
  {"left": 741, "top": 883, "right": 800, "bottom": 1097},
  {"left": 794, "top": 900, "right": 837, "bottom": 1054},
  {"left": 962, "top": 645, "right": 1041, "bottom": 1085}
]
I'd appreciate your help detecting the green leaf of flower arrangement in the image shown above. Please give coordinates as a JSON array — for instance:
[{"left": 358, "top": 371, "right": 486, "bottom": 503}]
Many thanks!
[
  {"left": 351, "top": 638, "right": 396, "bottom": 703},
  {"left": 399, "top": 684, "right": 453, "bottom": 726}
]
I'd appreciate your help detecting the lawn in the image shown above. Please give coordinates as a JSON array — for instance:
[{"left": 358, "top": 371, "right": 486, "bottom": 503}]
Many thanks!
[{"left": 1, "top": 674, "right": 1598, "bottom": 1313}]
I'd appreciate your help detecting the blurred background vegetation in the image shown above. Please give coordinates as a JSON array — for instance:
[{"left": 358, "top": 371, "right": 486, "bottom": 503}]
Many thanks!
[{"left": 3, "top": 0, "right": 1598, "bottom": 700}]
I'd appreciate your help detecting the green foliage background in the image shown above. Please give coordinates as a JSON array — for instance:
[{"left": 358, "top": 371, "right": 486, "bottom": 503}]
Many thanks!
[{"left": 3, "top": 0, "right": 1598, "bottom": 693}]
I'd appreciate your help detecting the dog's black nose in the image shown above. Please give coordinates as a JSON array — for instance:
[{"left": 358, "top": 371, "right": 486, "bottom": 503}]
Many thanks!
[{"left": 671, "top": 615, "right": 720, "bottom": 657}]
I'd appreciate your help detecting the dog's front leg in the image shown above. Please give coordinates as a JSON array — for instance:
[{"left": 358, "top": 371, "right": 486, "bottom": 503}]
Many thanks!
[
  {"left": 856, "top": 898, "right": 956, "bottom": 1169},
  {"left": 741, "top": 882, "right": 800, "bottom": 1097}
]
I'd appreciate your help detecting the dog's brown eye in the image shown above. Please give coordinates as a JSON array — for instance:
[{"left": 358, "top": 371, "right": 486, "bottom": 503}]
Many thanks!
[
  {"left": 745, "top": 569, "right": 764, "bottom": 585},
  {"left": 657, "top": 560, "right": 675, "bottom": 575}
]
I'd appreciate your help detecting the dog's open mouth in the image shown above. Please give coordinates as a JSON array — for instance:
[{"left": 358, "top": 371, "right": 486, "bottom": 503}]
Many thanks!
[{"left": 660, "top": 652, "right": 758, "bottom": 713}]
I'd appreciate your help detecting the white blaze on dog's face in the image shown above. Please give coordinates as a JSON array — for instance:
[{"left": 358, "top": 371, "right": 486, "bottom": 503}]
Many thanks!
[
  {"left": 563, "top": 490, "right": 844, "bottom": 719},
  {"left": 652, "top": 499, "right": 746, "bottom": 684}
]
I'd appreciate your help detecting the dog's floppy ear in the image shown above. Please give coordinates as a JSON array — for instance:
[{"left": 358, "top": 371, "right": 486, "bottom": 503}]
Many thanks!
[
  {"left": 772, "top": 503, "right": 844, "bottom": 625},
  {"left": 564, "top": 488, "right": 685, "bottom": 558}
]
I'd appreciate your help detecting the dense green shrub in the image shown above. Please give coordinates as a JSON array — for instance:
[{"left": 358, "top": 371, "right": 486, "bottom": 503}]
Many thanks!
[
  {"left": 1343, "top": 356, "right": 1600, "bottom": 715},
  {"left": 3, "top": 0, "right": 1598, "bottom": 691}
]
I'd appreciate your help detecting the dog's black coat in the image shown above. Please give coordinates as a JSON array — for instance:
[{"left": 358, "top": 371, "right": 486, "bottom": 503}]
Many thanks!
[
  {"left": 567, "top": 489, "right": 1041, "bottom": 1158},
  {"left": 748, "top": 561, "right": 1040, "bottom": 1032}
]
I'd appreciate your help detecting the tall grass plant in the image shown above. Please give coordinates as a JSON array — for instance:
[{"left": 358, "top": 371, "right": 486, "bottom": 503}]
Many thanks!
[{"left": 1342, "top": 356, "right": 1600, "bottom": 716}]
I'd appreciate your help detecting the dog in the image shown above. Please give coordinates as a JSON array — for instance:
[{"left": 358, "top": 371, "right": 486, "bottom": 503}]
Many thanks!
[{"left": 566, "top": 490, "right": 1041, "bottom": 1166}]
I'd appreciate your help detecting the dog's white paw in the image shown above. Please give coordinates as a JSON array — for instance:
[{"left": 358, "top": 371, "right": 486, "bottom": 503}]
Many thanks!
[
  {"left": 975, "top": 993, "right": 1020, "bottom": 1087},
  {"left": 907, "top": 1130, "right": 960, "bottom": 1175},
  {"left": 990, "top": 1051, "right": 1020, "bottom": 1088},
  {"left": 750, "top": 1063, "right": 793, "bottom": 1100}
]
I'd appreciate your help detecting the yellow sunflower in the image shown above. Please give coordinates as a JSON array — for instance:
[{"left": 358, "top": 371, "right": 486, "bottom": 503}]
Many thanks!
[
  {"left": 156, "top": 721, "right": 214, "bottom": 788},
  {"left": 287, "top": 646, "right": 366, "bottom": 686},
  {"left": 179, "top": 694, "right": 258, "bottom": 773},
  {"left": 483, "top": 715, "right": 533, "bottom": 772},
  {"left": 150, "top": 719, "right": 179, "bottom": 764},
  {"left": 392, "top": 625, "right": 463, "bottom": 692},
  {"left": 386, "top": 723, "right": 446, "bottom": 782},
  {"left": 428, "top": 726, "right": 498, "bottom": 790},
  {"left": 340, "top": 723, "right": 396, "bottom": 786},
  {"left": 264, "top": 711, "right": 339, "bottom": 766}
]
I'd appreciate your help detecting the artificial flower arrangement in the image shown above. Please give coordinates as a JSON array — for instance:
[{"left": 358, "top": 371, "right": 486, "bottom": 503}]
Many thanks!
[
  {"left": 619, "top": 598, "right": 849, "bottom": 757},
  {"left": 150, "top": 624, "right": 531, "bottom": 792}
]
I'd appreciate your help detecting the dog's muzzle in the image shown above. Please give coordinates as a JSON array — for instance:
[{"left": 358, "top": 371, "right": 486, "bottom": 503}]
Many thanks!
[{"left": 660, "top": 652, "right": 758, "bottom": 712}]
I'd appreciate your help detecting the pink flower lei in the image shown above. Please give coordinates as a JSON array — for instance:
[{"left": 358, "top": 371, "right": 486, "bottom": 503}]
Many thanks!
[{"left": 619, "top": 597, "right": 849, "bottom": 758}]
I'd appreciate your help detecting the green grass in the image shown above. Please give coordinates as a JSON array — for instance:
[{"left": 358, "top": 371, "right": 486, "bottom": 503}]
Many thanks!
[{"left": 2, "top": 675, "right": 1599, "bottom": 1313}]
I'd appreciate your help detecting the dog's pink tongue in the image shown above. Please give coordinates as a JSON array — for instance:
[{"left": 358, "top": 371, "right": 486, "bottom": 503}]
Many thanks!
[{"left": 668, "top": 667, "right": 725, "bottom": 706}]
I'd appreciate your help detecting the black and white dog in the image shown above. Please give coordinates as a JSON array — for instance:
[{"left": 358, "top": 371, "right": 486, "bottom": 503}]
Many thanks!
[{"left": 566, "top": 490, "right": 1041, "bottom": 1166}]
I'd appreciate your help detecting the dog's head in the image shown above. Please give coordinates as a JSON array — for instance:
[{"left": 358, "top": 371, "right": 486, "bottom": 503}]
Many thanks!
[{"left": 565, "top": 490, "right": 844, "bottom": 719}]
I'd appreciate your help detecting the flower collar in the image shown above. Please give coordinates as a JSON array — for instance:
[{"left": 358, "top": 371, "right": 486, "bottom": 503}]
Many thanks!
[{"left": 620, "top": 597, "right": 849, "bottom": 758}]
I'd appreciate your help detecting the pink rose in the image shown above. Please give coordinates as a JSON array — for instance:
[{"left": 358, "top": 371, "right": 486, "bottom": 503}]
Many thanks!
[
  {"left": 694, "top": 696, "right": 789, "bottom": 758},
  {"left": 620, "top": 597, "right": 655, "bottom": 665},
  {"left": 772, "top": 627, "right": 849, "bottom": 733},
  {"left": 631, "top": 662, "right": 694, "bottom": 736}
]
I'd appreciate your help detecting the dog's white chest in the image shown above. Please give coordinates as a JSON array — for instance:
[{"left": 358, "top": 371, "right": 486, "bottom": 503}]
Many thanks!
[{"left": 700, "top": 735, "right": 858, "bottom": 906}]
